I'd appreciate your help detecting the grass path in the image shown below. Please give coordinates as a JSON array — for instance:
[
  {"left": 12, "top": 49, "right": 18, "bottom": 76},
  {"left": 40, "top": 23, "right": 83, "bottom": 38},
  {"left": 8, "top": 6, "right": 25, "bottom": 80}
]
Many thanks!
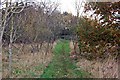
[{"left": 40, "top": 39, "right": 89, "bottom": 78}]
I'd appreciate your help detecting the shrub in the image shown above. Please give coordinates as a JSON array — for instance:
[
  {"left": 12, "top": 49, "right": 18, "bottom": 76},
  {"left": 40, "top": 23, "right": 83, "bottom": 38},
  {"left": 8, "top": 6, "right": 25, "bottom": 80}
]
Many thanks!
[{"left": 77, "top": 17, "right": 119, "bottom": 60}]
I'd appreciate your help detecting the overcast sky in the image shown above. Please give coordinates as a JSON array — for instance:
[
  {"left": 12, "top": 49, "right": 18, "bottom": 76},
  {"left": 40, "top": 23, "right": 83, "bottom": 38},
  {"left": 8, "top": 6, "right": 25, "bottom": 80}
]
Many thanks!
[
  {"left": 40, "top": 0, "right": 84, "bottom": 16},
  {"left": 39, "top": 0, "right": 84, "bottom": 15},
  {"left": 1, "top": 0, "right": 84, "bottom": 16},
  {"left": 59, "top": 0, "right": 78, "bottom": 15}
]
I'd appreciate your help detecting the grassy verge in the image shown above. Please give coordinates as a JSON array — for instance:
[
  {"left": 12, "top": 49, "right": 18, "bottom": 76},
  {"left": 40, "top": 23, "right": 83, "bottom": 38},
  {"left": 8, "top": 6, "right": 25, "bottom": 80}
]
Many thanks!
[{"left": 40, "top": 39, "right": 89, "bottom": 78}]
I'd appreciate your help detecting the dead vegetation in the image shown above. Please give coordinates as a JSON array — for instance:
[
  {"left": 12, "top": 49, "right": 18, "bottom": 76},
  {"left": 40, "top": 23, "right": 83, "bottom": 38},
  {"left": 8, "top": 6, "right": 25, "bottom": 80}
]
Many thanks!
[
  {"left": 2, "top": 40, "right": 119, "bottom": 78},
  {"left": 76, "top": 57, "right": 118, "bottom": 78},
  {"left": 69, "top": 41, "right": 119, "bottom": 78},
  {"left": 2, "top": 42, "right": 55, "bottom": 78}
]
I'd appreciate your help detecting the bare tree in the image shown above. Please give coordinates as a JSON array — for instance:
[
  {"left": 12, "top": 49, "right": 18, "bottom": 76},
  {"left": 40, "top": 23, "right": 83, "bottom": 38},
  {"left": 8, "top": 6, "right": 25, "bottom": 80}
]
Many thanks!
[
  {"left": 73, "top": 0, "right": 85, "bottom": 54},
  {"left": 1, "top": 0, "right": 26, "bottom": 77},
  {"left": 0, "top": 0, "right": 2, "bottom": 79}
]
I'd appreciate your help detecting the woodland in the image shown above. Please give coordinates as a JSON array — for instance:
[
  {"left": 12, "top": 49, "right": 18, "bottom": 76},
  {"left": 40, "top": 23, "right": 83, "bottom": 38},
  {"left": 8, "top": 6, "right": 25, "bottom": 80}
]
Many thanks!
[{"left": 0, "top": 0, "right": 120, "bottom": 78}]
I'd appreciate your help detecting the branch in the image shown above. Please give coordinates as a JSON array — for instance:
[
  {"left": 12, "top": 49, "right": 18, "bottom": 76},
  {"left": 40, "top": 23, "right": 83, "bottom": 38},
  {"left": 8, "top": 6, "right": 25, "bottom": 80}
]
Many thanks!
[{"left": 11, "top": 4, "right": 25, "bottom": 14}]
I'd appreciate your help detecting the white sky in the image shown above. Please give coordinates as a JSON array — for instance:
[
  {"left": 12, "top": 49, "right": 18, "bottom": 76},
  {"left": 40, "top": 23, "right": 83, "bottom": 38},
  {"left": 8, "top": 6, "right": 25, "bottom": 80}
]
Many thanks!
[
  {"left": 1, "top": 0, "right": 84, "bottom": 16},
  {"left": 49, "top": 0, "right": 84, "bottom": 16},
  {"left": 40, "top": 0, "right": 84, "bottom": 16},
  {"left": 59, "top": 0, "right": 77, "bottom": 15}
]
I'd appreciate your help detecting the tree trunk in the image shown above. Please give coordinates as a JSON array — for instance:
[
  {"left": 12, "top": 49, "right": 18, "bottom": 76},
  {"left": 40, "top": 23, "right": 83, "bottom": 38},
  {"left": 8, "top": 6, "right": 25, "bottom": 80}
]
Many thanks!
[
  {"left": 0, "top": 13, "right": 2, "bottom": 76},
  {"left": 8, "top": 34, "right": 13, "bottom": 77},
  {"left": 0, "top": 39, "right": 2, "bottom": 80},
  {"left": 8, "top": 16, "right": 14, "bottom": 77},
  {"left": 8, "top": 43, "right": 12, "bottom": 77}
]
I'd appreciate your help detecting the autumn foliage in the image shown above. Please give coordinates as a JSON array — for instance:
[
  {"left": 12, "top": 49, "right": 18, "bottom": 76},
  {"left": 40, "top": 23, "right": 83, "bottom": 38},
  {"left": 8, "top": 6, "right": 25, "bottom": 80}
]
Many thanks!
[
  {"left": 76, "top": 2, "right": 120, "bottom": 60},
  {"left": 77, "top": 16, "right": 119, "bottom": 60}
]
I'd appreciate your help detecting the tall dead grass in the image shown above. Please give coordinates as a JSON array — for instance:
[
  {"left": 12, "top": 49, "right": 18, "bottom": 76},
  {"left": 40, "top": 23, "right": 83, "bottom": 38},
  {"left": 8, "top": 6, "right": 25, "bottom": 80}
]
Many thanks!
[
  {"left": 69, "top": 41, "right": 118, "bottom": 78},
  {"left": 2, "top": 42, "right": 56, "bottom": 78}
]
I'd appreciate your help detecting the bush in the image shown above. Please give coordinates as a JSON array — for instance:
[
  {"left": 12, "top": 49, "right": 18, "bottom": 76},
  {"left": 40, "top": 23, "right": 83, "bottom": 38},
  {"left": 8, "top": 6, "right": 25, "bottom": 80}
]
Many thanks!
[{"left": 77, "top": 17, "right": 119, "bottom": 60}]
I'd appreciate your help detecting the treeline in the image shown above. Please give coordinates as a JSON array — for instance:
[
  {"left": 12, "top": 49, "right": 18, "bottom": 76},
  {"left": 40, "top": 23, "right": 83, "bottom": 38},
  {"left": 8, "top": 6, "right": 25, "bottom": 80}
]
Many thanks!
[
  {"left": 2, "top": 1, "right": 77, "bottom": 45},
  {"left": 2, "top": 1, "right": 120, "bottom": 59}
]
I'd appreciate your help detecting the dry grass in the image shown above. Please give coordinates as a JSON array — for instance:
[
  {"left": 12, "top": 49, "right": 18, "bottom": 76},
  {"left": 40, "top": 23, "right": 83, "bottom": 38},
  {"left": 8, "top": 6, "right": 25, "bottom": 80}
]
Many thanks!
[
  {"left": 2, "top": 41, "right": 119, "bottom": 78},
  {"left": 76, "top": 57, "right": 118, "bottom": 78},
  {"left": 2, "top": 42, "right": 55, "bottom": 78},
  {"left": 69, "top": 41, "right": 119, "bottom": 78}
]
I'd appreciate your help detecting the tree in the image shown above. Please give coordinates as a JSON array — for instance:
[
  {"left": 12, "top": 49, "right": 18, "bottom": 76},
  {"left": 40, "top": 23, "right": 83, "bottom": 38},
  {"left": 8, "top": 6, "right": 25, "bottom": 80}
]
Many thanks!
[
  {"left": 76, "top": 1, "right": 120, "bottom": 60},
  {"left": 1, "top": 0, "right": 26, "bottom": 77},
  {"left": 84, "top": 2, "right": 120, "bottom": 29}
]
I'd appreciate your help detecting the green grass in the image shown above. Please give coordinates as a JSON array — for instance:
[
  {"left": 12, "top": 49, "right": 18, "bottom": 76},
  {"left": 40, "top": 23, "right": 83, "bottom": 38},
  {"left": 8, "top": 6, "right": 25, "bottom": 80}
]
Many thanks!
[
  {"left": 40, "top": 39, "right": 89, "bottom": 78},
  {"left": 12, "top": 63, "right": 45, "bottom": 78}
]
